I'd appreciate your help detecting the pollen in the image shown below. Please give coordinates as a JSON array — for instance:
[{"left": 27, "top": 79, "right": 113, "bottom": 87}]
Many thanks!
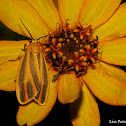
[{"left": 44, "top": 21, "right": 99, "bottom": 77}]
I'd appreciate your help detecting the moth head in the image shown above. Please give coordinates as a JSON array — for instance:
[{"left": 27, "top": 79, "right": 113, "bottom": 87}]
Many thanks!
[{"left": 29, "top": 40, "right": 41, "bottom": 53}]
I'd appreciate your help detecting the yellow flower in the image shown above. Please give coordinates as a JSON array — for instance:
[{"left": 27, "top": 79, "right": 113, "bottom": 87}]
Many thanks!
[{"left": 0, "top": 0, "right": 126, "bottom": 125}]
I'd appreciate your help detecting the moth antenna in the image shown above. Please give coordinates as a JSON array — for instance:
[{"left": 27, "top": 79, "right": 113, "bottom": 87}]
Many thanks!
[
  {"left": 19, "top": 17, "right": 33, "bottom": 40},
  {"left": 37, "top": 31, "right": 57, "bottom": 41},
  {"left": 37, "top": 35, "right": 47, "bottom": 41}
]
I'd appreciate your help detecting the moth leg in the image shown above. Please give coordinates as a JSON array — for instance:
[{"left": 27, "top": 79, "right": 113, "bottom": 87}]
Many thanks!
[
  {"left": 0, "top": 44, "right": 27, "bottom": 65},
  {"left": 9, "top": 43, "right": 27, "bottom": 62},
  {"left": 45, "top": 57, "right": 52, "bottom": 70},
  {"left": 21, "top": 43, "right": 27, "bottom": 52}
]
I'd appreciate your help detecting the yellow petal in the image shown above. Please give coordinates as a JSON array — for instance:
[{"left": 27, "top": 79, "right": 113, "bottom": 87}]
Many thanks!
[
  {"left": 58, "top": 0, "right": 85, "bottom": 28},
  {"left": 93, "top": 3, "right": 126, "bottom": 41},
  {"left": 0, "top": 60, "right": 20, "bottom": 91},
  {"left": 98, "top": 62, "right": 126, "bottom": 81},
  {"left": 70, "top": 82, "right": 100, "bottom": 126},
  {"left": 98, "top": 37, "right": 126, "bottom": 66},
  {"left": 78, "top": 0, "right": 121, "bottom": 29},
  {"left": 0, "top": 40, "right": 28, "bottom": 91},
  {"left": 0, "top": 40, "right": 29, "bottom": 64},
  {"left": 16, "top": 68, "right": 58, "bottom": 126},
  {"left": 82, "top": 63, "right": 126, "bottom": 105},
  {"left": 58, "top": 73, "right": 83, "bottom": 104},
  {"left": 27, "top": 0, "right": 60, "bottom": 31},
  {"left": 0, "top": 0, "right": 49, "bottom": 39}
]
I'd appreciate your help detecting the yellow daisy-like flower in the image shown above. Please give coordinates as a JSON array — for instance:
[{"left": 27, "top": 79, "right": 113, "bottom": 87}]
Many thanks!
[{"left": 0, "top": 0, "right": 126, "bottom": 125}]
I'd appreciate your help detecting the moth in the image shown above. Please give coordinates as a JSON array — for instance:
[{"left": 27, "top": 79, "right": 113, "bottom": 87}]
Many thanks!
[{"left": 16, "top": 18, "right": 49, "bottom": 105}]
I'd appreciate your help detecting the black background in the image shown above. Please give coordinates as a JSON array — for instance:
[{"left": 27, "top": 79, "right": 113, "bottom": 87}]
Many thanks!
[{"left": 0, "top": 0, "right": 126, "bottom": 125}]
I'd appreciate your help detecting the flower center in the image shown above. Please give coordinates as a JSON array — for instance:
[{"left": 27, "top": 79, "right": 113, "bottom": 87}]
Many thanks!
[{"left": 44, "top": 21, "right": 99, "bottom": 80}]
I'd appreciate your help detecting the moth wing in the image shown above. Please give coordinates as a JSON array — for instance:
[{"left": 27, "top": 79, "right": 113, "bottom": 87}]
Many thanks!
[
  {"left": 34, "top": 51, "right": 49, "bottom": 105},
  {"left": 16, "top": 50, "right": 40, "bottom": 105}
]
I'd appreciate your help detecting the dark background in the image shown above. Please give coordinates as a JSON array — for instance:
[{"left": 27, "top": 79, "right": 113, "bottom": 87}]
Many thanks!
[{"left": 0, "top": 0, "right": 126, "bottom": 125}]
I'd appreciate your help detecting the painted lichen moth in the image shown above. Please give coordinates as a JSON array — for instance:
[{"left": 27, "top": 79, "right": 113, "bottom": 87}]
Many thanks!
[{"left": 16, "top": 18, "right": 50, "bottom": 105}]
